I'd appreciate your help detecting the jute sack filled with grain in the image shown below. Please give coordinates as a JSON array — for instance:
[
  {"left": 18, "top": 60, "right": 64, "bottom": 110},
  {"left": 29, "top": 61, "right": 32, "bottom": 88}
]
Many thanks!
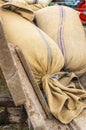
[
  {"left": 35, "top": 5, "right": 86, "bottom": 76},
  {"left": 0, "top": 0, "right": 46, "bottom": 22},
  {"left": 1, "top": 8, "right": 86, "bottom": 124},
  {"left": 2, "top": 0, "right": 46, "bottom": 11},
  {"left": 24, "top": 0, "right": 52, "bottom": 6}
]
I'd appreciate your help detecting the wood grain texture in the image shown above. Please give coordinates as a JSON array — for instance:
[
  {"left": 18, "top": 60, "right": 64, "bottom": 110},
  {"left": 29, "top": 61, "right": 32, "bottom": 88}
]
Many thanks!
[
  {"left": 10, "top": 46, "right": 47, "bottom": 130},
  {"left": 0, "top": 19, "right": 25, "bottom": 106},
  {"left": 15, "top": 46, "right": 52, "bottom": 119}
]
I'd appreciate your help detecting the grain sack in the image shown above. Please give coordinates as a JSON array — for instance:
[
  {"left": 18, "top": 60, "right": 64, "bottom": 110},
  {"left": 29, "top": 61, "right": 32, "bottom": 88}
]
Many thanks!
[
  {"left": 28, "top": 3, "right": 46, "bottom": 11},
  {"left": 1, "top": 8, "right": 86, "bottom": 124},
  {"left": 1, "top": 0, "right": 46, "bottom": 22},
  {"left": 24, "top": 0, "right": 52, "bottom": 6},
  {"left": 35, "top": 5, "right": 86, "bottom": 76},
  {"left": 1, "top": 0, "right": 34, "bottom": 21}
]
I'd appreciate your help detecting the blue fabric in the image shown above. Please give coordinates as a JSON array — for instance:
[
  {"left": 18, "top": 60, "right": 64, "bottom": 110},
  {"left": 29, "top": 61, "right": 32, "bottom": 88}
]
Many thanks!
[{"left": 65, "top": 0, "right": 81, "bottom": 6}]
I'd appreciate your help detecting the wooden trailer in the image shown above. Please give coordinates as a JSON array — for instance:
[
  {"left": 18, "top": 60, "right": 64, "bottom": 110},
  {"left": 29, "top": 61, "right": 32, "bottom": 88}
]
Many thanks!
[{"left": 0, "top": 19, "right": 86, "bottom": 130}]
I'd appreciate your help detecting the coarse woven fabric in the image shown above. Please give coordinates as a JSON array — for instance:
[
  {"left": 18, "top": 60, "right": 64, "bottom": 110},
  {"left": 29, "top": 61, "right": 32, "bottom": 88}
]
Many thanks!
[
  {"left": 23, "top": 0, "right": 52, "bottom": 6},
  {"left": 0, "top": 0, "right": 46, "bottom": 22},
  {"left": 1, "top": 8, "right": 86, "bottom": 124},
  {"left": 35, "top": 5, "right": 86, "bottom": 76}
]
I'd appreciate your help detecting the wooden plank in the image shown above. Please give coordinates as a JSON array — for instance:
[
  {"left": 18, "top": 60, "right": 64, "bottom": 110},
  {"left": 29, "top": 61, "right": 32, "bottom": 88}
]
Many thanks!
[
  {"left": 69, "top": 110, "right": 86, "bottom": 130},
  {"left": 0, "top": 20, "right": 47, "bottom": 129},
  {"left": 0, "top": 19, "right": 25, "bottom": 106},
  {"left": 0, "top": 107, "right": 27, "bottom": 125},
  {"left": 15, "top": 46, "right": 53, "bottom": 119},
  {"left": 46, "top": 119, "right": 70, "bottom": 130},
  {"left": 7, "top": 107, "right": 27, "bottom": 124},
  {"left": 9, "top": 45, "right": 47, "bottom": 130},
  {"left": 0, "top": 94, "right": 15, "bottom": 107}
]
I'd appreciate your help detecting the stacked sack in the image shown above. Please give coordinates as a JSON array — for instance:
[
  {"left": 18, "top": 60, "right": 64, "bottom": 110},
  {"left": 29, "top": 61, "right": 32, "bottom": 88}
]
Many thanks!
[
  {"left": 25, "top": 0, "right": 52, "bottom": 6},
  {"left": 0, "top": 0, "right": 47, "bottom": 22},
  {"left": 1, "top": 3, "right": 86, "bottom": 124},
  {"left": 35, "top": 5, "right": 86, "bottom": 76}
]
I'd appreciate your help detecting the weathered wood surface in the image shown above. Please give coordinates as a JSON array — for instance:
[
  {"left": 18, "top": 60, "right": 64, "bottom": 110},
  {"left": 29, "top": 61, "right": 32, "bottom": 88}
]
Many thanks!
[
  {"left": 0, "top": 20, "right": 47, "bottom": 129},
  {"left": 0, "top": 106, "right": 27, "bottom": 125},
  {"left": 69, "top": 110, "right": 86, "bottom": 130},
  {"left": 9, "top": 46, "right": 47, "bottom": 130},
  {"left": 15, "top": 46, "right": 52, "bottom": 119},
  {"left": 0, "top": 20, "right": 25, "bottom": 106},
  {"left": 0, "top": 93, "right": 27, "bottom": 125},
  {"left": 7, "top": 107, "right": 27, "bottom": 124},
  {"left": 0, "top": 94, "right": 15, "bottom": 107}
]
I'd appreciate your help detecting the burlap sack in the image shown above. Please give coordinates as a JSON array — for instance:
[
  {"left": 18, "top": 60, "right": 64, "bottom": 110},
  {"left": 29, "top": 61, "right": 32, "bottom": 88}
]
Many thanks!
[
  {"left": 0, "top": 0, "right": 34, "bottom": 21},
  {"left": 0, "top": 0, "right": 46, "bottom": 22},
  {"left": 35, "top": 5, "right": 86, "bottom": 76},
  {"left": 24, "top": 0, "right": 52, "bottom": 6},
  {"left": 29, "top": 3, "right": 46, "bottom": 11},
  {"left": 1, "top": 8, "right": 86, "bottom": 124}
]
